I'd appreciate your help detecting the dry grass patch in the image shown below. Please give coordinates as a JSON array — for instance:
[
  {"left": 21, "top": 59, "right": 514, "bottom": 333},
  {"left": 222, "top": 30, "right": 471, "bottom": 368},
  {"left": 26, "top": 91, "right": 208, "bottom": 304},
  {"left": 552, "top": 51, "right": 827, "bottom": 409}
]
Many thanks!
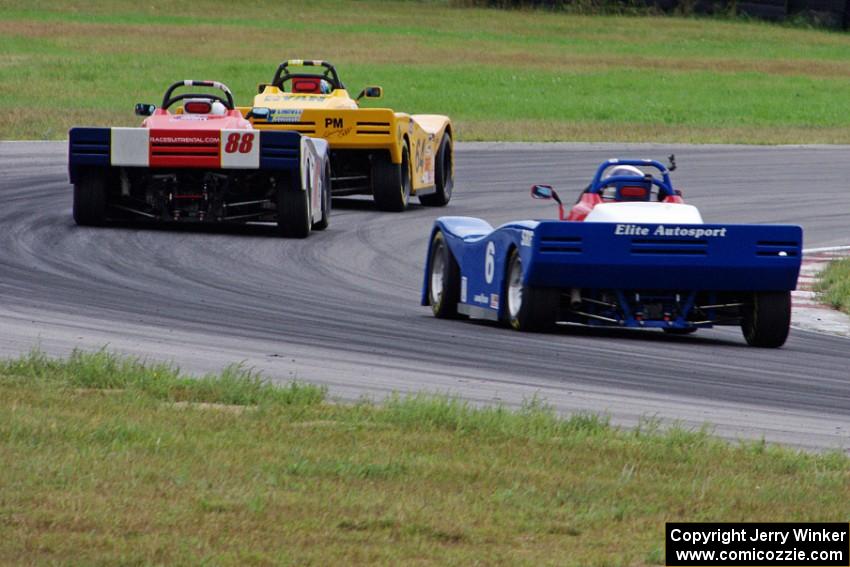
[{"left": 816, "top": 258, "right": 850, "bottom": 314}]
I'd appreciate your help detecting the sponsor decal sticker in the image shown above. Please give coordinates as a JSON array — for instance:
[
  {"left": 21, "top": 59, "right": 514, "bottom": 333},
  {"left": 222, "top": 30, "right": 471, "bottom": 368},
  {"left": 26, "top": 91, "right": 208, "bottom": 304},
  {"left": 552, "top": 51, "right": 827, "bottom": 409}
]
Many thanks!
[
  {"left": 461, "top": 276, "right": 467, "bottom": 303},
  {"left": 473, "top": 293, "right": 489, "bottom": 305},
  {"left": 325, "top": 127, "right": 352, "bottom": 139},
  {"left": 521, "top": 230, "right": 534, "bottom": 247},
  {"left": 615, "top": 224, "right": 728, "bottom": 238},
  {"left": 150, "top": 135, "right": 218, "bottom": 144},
  {"left": 490, "top": 294, "right": 499, "bottom": 310},
  {"left": 171, "top": 115, "right": 208, "bottom": 121},
  {"left": 269, "top": 109, "right": 304, "bottom": 123},
  {"left": 281, "top": 95, "right": 326, "bottom": 102}
]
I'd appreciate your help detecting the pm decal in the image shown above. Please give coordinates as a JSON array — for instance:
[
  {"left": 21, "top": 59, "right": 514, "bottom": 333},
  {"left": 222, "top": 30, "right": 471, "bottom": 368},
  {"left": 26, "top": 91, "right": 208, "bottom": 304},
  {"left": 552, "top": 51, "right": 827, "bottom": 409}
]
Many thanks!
[{"left": 325, "top": 117, "right": 343, "bottom": 129}]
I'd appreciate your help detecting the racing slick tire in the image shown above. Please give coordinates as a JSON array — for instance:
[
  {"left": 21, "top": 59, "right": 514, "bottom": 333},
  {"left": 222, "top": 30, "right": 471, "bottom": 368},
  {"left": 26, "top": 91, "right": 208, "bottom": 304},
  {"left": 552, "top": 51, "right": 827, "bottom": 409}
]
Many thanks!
[
  {"left": 504, "top": 248, "right": 558, "bottom": 332},
  {"left": 419, "top": 133, "right": 453, "bottom": 207},
  {"left": 372, "top": 144, "right": 411, "bottom": 212},
  {"left": 73, "top": 171, "right": 107, "bottom": 227},
  {"left": 741, "top": 290, "right": 791, "bottom": 348},
  {"left": 427, "top": 230, "right": 462, "bottom": 319},
  {"left": 312, "top": 161, "right": 331, "bottom": 231},
  {"left": 277, "top": 182, "right": 311, "bottom": 239}
]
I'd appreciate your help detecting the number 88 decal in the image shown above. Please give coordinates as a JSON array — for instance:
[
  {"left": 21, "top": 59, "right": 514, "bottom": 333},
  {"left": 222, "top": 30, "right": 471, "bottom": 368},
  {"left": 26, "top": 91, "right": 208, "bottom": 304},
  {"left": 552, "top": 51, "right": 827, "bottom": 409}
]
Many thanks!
[{"left": 224, "top": 133, "right": 254, "bottom": 154}]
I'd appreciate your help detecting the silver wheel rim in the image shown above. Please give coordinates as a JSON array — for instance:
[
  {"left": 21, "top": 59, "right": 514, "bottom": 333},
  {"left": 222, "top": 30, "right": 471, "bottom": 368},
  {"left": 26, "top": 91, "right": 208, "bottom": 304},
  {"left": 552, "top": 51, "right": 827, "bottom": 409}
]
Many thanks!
[
  {"left": 507, "top": 255, "right": 523, "bottom": 319},
  {"left": 430, "top": 241, "right": 445, "bottom": 305},
  {"left": 401, "top": 150, "right": 411, "bottom": 205}
]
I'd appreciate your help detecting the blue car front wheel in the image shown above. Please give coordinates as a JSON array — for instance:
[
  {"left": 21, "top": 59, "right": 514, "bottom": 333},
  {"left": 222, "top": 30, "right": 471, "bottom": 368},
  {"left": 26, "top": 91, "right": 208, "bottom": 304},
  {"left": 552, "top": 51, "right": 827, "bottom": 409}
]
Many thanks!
[{"left": 427, "top": 230, "right": 461, "bottom": 319}]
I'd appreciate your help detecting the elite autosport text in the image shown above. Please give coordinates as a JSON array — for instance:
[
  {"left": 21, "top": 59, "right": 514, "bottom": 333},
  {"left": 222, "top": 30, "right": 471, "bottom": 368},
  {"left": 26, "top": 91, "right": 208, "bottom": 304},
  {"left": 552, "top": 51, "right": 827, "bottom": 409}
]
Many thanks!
[{"left": 615, "top": 224, "right": 728, "bottom": 238}]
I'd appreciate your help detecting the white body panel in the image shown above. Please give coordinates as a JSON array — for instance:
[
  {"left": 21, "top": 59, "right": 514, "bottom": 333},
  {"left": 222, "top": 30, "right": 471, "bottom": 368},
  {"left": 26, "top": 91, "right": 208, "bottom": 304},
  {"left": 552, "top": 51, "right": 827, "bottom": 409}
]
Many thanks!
[
  {"left": 220, "top": 129, "right": 260, "bottom": 169},
  {"left": 110, "top": 128, "right": 150, "bottom": 167},
  {"left": 585, "top": 202, "right": 704, "bottom": 224},
  {"left": 300, "top": 137, "right": 330, "bottom": 224}
]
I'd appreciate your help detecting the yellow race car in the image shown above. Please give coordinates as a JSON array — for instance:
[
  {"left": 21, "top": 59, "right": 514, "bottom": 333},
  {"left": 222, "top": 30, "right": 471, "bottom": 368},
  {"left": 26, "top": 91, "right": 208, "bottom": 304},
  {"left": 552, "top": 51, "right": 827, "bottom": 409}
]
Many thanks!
[{"left": 244, "top": 60, "right": 453, "bottom": 212}]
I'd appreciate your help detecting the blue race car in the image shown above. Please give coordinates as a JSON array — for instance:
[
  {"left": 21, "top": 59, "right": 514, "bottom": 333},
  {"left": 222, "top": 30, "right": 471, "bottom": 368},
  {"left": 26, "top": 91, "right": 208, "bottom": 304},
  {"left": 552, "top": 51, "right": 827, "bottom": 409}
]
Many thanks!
[{"left": 421, "top": 158, "right": 803, "bottom": 347}]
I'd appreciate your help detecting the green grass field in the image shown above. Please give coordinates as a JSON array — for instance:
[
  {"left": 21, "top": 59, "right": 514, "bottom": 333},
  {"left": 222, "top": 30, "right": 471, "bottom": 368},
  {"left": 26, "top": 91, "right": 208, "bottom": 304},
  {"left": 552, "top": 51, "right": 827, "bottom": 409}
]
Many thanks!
[
  {"left": 817, "top": 258, "right": 850, "bottom": 314},
  {"left": 1, "top": 350, "right": 848, "bottom": 565},
  {"left": 4, "top": 1, "right": 850, "bottom": 142}
]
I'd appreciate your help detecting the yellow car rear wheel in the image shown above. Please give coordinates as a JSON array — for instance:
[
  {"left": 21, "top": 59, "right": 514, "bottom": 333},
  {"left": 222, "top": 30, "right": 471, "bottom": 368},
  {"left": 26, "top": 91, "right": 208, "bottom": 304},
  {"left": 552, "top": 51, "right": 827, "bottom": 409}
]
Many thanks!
[
  {"left": 371, "top": 143, "right": 411, "bottom": 212},
  {"left": 419, "top": 133, "right": 453, "bottom": 207}
]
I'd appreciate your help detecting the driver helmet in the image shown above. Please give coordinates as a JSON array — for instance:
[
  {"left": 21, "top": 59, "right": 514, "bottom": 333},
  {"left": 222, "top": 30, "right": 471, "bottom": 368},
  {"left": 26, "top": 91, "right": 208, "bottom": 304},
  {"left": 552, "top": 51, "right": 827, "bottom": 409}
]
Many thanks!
[
  {"left": 603, "top": 165, "right": 644, "bottom": 184},
  {"left": 210, "top": 101, "right": 227, "bottom": 115},
  {"left": 601, "top": 164, "right": 649, "bottom": 201},
  {"left": 319, "top": 79, "right": 333, "bottom": 94}
]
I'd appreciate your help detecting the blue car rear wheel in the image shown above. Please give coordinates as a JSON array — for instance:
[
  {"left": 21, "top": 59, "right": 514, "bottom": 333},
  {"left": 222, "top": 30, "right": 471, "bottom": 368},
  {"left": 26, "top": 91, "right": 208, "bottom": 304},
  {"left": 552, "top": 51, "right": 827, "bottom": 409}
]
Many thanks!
[{"left": 505, "top": 248, "right": 558, "bottom": 332}]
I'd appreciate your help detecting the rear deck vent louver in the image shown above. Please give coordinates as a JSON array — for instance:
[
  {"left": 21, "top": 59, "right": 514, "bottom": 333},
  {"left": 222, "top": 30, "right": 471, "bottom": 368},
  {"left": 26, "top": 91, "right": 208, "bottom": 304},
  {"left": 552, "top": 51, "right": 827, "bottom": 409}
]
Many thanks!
[
  {"left": 755, "top": 241, "right": 800, "bottom": 257},
  {"left": 356, "top": 121, "right": 390, "bottom": 135},
  {"left": 254, "top": 120, "right": 316, "bottom": 134},
  {"left": 150, "top": 140, "right": 218, "bottom": 159},
  {"left": 630, "top": 238, "right": 708, "bottom": 256},
  {"left": 70, "top": 142, "right": 110, "bottom": 157},
  {"left": 539, "top": 236, "right": 582, "bottom": 254}
]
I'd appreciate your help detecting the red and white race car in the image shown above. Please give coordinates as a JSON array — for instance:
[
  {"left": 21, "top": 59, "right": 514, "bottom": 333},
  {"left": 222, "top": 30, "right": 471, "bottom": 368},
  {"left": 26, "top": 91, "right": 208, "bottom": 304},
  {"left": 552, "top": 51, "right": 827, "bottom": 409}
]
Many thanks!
[{"left": 69, "top": 80, "right": 330, "bottom": 237}]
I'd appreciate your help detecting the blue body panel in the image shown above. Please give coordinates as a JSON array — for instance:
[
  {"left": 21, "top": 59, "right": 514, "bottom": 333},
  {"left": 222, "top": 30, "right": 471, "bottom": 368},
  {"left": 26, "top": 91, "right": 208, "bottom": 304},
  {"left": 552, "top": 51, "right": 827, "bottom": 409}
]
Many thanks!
[
  {"left": 67, "top": 127, "right": 302, "bottom": 183},
  {"left": 258, "top": 131, "right": 302, "bottom": 170},
  {"left": 68, "top": 128, "right": 111, "bottom": 181},
  {"left": 422, "top": 217, "right": 803, "bottom": 325}
]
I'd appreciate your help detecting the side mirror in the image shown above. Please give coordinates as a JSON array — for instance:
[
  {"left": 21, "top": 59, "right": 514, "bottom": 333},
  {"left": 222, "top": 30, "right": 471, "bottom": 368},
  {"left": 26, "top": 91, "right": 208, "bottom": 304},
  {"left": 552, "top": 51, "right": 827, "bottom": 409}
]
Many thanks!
[
  {"left": 356, "top": 86, "right": 383, "bottom": 100},
  {"left": 249, "top": 107, "right": 270, "bottom": 120},
  {"left": 135, "top": 103, "right": 156, "bottom": 117},
  {"left": 531, "top": 184, "right": 561, "bottom": 204}
]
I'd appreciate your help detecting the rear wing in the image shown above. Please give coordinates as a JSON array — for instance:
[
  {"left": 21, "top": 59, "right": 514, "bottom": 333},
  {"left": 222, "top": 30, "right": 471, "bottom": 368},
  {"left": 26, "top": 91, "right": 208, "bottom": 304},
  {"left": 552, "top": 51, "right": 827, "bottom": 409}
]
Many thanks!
[
  {"left": 68, "top": 127, "right": 304, "bottom": 183},
  {"left": 526, "top": 221, "right": 803, "bottom": 292}
]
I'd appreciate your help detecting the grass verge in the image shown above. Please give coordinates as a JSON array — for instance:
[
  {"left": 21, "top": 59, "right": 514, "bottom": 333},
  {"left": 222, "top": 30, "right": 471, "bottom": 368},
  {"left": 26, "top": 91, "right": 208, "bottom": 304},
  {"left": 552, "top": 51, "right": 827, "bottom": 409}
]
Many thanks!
[
  {"left": 4, "top": 1, "right": 850, "bottom": 142},
  {"left": 1, "top": 349, "right": 848, "bottom": 565},
  {"left": 816, "top": 258, "right": 850, "bottom": 314}
]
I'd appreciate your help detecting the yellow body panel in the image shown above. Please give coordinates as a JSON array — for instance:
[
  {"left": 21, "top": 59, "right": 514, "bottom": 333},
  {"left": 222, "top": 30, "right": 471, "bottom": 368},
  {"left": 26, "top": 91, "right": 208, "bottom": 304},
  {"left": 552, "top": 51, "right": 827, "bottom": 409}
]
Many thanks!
[{"left": 242, "top": 86, "right": 452, "bottom": 194}]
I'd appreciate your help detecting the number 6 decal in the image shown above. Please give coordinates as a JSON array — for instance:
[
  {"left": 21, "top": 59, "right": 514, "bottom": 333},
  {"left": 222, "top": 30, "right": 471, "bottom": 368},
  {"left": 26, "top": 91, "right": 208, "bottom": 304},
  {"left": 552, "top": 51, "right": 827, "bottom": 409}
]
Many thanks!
[{"left": 485, "top": 242, "right": 495, "bottom": 284}]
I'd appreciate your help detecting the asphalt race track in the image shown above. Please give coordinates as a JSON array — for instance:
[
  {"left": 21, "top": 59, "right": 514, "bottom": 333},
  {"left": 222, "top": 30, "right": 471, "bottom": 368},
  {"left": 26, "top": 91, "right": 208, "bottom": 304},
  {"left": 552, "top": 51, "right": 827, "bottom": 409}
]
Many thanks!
[{"left": 1, "top": 141, "right": 849, "bottom": 450}]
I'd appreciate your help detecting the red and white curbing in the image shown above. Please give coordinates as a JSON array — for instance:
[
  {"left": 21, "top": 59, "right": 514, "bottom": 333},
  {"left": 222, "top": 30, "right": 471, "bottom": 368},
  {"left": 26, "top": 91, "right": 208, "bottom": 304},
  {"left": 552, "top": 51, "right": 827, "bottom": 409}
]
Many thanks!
[{"left": 791, "top": 246, "right": 850, "bottom": 338}]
